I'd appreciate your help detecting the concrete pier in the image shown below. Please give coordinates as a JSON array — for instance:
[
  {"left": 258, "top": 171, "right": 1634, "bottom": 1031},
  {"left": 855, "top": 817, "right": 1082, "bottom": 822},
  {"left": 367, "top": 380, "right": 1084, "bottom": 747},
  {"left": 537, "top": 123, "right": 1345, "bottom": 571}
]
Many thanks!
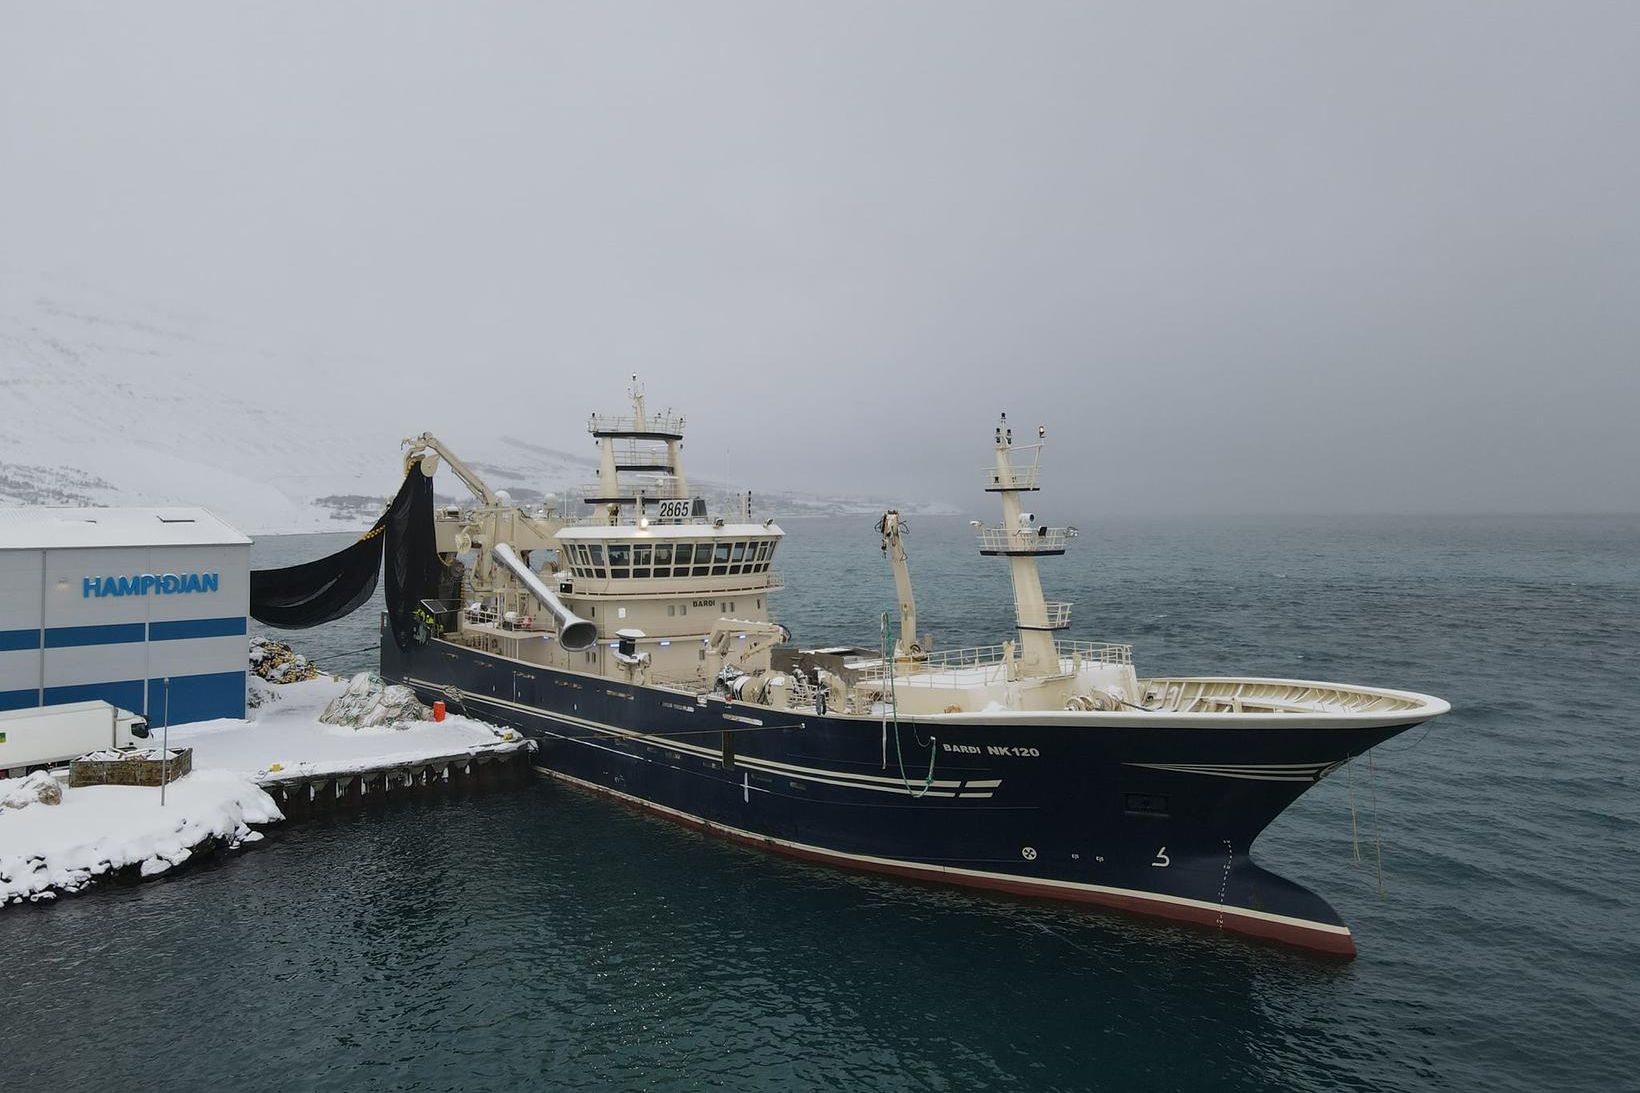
[{"left": 259, "top": 741, "right": 533, "bottom": 819}]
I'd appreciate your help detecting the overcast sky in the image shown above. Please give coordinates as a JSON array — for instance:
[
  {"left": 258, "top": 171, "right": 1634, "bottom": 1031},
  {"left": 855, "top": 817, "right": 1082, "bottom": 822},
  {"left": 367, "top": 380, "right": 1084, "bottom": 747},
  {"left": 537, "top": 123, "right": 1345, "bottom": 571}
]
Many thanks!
[{"left": 3, "top": 2, "right": 1637, "bottom": 516}]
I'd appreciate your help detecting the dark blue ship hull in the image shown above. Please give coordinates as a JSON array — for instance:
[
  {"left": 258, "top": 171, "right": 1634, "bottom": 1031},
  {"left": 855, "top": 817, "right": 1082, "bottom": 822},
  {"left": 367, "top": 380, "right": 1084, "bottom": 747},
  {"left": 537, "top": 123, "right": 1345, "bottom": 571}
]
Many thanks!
[{"left": 382, "top": 629, "right": 1422, "bottom": 956}]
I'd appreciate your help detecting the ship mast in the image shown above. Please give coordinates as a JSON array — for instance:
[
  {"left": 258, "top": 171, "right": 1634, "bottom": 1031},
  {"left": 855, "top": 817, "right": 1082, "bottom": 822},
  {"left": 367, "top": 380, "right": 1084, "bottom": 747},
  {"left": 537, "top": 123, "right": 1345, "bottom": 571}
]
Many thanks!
[
  {"left": 590, "top": 374, "right": 688, "bottom": 526},
  {"left": 979, "top": 413, "right": 1073, "bottom": 677}
]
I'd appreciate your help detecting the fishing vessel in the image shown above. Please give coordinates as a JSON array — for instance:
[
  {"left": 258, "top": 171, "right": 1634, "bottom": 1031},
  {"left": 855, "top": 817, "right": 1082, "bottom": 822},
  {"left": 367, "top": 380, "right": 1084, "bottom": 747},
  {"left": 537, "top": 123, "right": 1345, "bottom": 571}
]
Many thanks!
[{"left": 357, "top": 379, "right": 1445, "bottom": 956}]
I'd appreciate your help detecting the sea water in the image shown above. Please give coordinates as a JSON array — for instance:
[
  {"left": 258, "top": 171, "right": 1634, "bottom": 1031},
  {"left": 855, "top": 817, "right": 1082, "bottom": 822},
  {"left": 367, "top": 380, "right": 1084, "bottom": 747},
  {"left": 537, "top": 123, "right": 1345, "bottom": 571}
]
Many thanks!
[{"left": 4, "top": 514, "right": 1636, "bottom": 1091}]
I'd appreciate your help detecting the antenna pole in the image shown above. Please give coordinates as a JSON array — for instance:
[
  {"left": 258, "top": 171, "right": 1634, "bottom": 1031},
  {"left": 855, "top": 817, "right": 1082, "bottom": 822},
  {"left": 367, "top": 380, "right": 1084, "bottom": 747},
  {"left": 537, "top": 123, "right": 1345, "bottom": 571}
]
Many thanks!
[{"left": 160, "top": 676, "right": 171, "bottom": 806}]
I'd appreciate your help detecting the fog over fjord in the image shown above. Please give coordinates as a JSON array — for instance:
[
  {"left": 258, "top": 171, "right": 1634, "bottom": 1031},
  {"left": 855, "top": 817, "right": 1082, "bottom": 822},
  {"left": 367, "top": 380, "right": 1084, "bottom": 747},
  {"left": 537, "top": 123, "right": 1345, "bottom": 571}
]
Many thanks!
[{"left": 3, "top": 2, "right": 1636, "bottom": 516}]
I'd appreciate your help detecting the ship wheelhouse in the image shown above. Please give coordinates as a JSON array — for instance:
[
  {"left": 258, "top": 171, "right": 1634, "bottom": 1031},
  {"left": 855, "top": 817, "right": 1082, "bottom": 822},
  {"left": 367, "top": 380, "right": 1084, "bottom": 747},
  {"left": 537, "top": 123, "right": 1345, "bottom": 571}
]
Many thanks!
[{"left": 552, "top": 521, "right": 784, "bottom": 685}]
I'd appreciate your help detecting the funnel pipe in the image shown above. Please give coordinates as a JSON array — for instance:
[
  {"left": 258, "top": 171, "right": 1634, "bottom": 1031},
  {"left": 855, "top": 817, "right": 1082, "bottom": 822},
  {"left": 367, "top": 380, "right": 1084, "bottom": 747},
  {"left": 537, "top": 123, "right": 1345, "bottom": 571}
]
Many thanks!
[{"left": 491, "top": 542, "right": 598, "bottom": 651}]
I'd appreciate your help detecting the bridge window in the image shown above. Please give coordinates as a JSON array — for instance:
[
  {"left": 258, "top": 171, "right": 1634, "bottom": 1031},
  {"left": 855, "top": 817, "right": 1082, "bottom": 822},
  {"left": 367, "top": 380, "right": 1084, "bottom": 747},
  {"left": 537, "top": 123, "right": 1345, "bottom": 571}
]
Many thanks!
[
  {"left": 712, "top": 542, "right": 731, "bottom": 575},
  {"left": 588, "top": 545, "right": 606, "bottom": 578},
  {"left": 608, "top": 543, "right": 630, "bottom": 578},
  {"left": 633, "top": 544, "right": 652, "bottom": 579},
  {"left": 654, "top": 544, "right": 674, "bottom": 576}
]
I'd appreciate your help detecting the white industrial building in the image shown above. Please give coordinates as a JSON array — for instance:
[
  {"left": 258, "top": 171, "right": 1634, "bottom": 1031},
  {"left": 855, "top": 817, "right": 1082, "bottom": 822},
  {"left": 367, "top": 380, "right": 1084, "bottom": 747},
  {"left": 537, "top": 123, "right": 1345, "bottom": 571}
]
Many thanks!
[{"left": 0, "top": 507, "right": 251, "bottom": 725}]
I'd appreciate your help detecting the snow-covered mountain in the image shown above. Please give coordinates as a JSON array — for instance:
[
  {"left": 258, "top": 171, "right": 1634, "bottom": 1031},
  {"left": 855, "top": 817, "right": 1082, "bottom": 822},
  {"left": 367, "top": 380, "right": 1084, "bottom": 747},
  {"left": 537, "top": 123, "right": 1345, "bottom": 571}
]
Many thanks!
[{"left": 0, "top": 279, "right": 956, "bottom": 533}]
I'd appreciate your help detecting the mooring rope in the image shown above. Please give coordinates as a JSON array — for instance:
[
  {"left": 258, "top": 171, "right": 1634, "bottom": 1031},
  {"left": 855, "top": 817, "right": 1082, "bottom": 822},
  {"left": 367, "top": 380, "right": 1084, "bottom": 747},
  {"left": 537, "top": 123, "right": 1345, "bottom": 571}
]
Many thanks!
[
  {"left": 882, "top": 611, "right": 936, "bottom": 798},
  {"left": 1370, "top": 750, "right": 1385, "bottom": 897},
  {"left": 1347, "top": 756, "right": 1364, "bottom": 866}
]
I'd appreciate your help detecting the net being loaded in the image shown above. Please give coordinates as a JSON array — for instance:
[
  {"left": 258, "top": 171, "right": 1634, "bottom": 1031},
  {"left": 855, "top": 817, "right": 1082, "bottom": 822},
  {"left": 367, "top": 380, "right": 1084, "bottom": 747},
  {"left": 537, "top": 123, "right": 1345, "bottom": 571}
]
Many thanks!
[{"left": 249, "top": 461, "right": 442, "bottom": 651}]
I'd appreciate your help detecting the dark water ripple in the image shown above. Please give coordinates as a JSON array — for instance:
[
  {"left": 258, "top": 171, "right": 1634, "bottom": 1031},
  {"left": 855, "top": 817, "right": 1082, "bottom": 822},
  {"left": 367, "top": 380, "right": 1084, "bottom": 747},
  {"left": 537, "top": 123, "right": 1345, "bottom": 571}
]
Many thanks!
[{"left": 4, "top": 514, "right": 1637, "bottom": 1091}]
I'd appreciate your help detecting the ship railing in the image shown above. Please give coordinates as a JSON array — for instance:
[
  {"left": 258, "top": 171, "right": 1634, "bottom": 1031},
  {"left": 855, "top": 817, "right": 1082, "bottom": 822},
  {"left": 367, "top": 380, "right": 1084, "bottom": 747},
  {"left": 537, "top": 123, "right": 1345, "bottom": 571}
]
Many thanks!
[
  {"left": 976, "top": 524, "right": 1072, "bottom": 554},
  {"left": 417, "top": 598, "right": 461, "bottom": 639},
  {"left": 573, "top": 480, "right": 692, "bottom": 503},
  {"left": 613, "top": 439, "right": 674, "bottom": 466},
  {"left": 589, "top": 412, "right": 686, "bottom": 436},
  {"left": 1019, "top": 600, "right": 1073, "bottom": 630},
  {"left": 785, "top": 674, "right": 821, "bottom": 710},
  {"left": 458, "top": 587, "right": 553, "bottom": 631},
  {"left": 854, "top": 642, "right": 1012, "bottom": 683},
  {"left": 1057, "top": 639, "right": 1133, "bottom": 665},
  {"left": 854, "top": 639, "right": 1132, "bottom": 684},
  {"left": 983, "top": 464, "right": 1040, "bottom": 491}
]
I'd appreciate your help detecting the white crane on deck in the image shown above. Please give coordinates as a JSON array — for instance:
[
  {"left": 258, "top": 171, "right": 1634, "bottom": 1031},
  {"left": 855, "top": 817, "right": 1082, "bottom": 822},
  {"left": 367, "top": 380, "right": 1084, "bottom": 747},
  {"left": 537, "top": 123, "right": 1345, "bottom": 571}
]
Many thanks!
[
  {"left": 400, "top": 432, "right": 596, "bottom": 650},
  {"left": 878, "top": 510, "right": 930, "bottom": 659}
]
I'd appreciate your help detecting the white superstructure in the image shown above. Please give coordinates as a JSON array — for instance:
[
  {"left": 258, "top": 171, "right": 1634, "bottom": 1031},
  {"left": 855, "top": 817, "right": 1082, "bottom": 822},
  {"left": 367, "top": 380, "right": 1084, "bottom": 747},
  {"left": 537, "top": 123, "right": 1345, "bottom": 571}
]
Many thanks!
[{"left": 403, "top": 377, "right": 786, "bottom": 689}]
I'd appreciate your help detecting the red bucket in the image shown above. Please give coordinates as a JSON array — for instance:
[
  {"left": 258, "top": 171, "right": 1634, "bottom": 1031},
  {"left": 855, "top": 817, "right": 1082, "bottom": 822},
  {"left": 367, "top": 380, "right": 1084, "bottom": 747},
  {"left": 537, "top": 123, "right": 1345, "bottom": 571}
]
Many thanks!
[{"left": 432, "top": 700, "right": 447, "bottom": 722}]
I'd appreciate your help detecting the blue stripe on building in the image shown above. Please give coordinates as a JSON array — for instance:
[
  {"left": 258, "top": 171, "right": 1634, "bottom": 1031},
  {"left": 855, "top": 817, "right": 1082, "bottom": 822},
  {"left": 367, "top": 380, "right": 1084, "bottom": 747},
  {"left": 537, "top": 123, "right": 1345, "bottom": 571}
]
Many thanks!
[
  {"left": 148, "top": 616, "right": 248, "bottom": 641},
  {"left": 0, "top": 687, "right": 39, "bottom": 712},
  {"left": 0, "top": 628, "right": 40, "bottom": 652},
  {"left": 44, "top": 623, "right": 147, "bottom": 648},
  {"left": 43, "top": 678, "right": 147, "bottom": 712},
  {"left": 147, "top": 671, "right": 246, "bottom": 724}
]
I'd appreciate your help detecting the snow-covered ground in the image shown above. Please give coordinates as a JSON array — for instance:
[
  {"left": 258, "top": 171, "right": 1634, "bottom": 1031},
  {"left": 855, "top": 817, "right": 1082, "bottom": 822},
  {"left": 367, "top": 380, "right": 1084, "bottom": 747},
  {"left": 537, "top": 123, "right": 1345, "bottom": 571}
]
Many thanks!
[
  {"left": 0, "top": 676, "right": 527, "bottom": 905},
  {"left": 181, "top": 676, "right": 526, "bottom": 783},
  {"left": 0, "top": 769, "right": 279, "bottom": 904}
]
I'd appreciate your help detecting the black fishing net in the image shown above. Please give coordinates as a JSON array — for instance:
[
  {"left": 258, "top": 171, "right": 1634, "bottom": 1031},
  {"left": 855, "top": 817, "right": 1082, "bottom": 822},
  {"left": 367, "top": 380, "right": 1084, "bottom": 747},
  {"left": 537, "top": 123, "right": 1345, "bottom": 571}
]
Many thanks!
[
  {"left": 250, "top": 462, "right": 443, "bottom": 650},
  {"left": 382, "top": 464, "right": 444, "bottom": 650}
]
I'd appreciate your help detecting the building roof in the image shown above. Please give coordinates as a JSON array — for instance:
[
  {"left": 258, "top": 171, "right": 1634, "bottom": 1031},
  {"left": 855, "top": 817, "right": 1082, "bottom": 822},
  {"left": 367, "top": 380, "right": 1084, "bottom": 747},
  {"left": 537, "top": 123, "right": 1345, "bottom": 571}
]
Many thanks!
[{"left": 0, "top": 507, "right": 252, "bottom": 550}]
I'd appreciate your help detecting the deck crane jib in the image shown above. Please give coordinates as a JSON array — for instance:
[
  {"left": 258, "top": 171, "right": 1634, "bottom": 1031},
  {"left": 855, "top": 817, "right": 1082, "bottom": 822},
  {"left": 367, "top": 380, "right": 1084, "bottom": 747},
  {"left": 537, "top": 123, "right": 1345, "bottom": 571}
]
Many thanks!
[{"left": 400, "top": 432, "right": 597, "bottom": 651}]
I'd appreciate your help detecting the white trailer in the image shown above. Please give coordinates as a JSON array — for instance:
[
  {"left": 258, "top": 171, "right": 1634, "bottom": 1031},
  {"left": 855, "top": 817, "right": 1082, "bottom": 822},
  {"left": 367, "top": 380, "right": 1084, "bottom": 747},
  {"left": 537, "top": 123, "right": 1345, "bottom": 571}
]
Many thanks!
[{"left": 0, "top": 701, "right": 150, "bottom": 775}]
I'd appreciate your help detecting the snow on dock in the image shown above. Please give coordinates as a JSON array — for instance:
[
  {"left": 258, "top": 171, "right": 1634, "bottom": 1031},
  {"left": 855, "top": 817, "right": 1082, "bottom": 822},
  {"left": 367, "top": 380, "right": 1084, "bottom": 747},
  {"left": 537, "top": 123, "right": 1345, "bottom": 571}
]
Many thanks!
[
  {"left": 1, "top": 675, "right": 531, "bottom": 906},
  {"left": 178, "top": 676, "right": 527, "bottom": 785},
  {"left": 1, "top": 769, "right": 278, "bottom": 904}
]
